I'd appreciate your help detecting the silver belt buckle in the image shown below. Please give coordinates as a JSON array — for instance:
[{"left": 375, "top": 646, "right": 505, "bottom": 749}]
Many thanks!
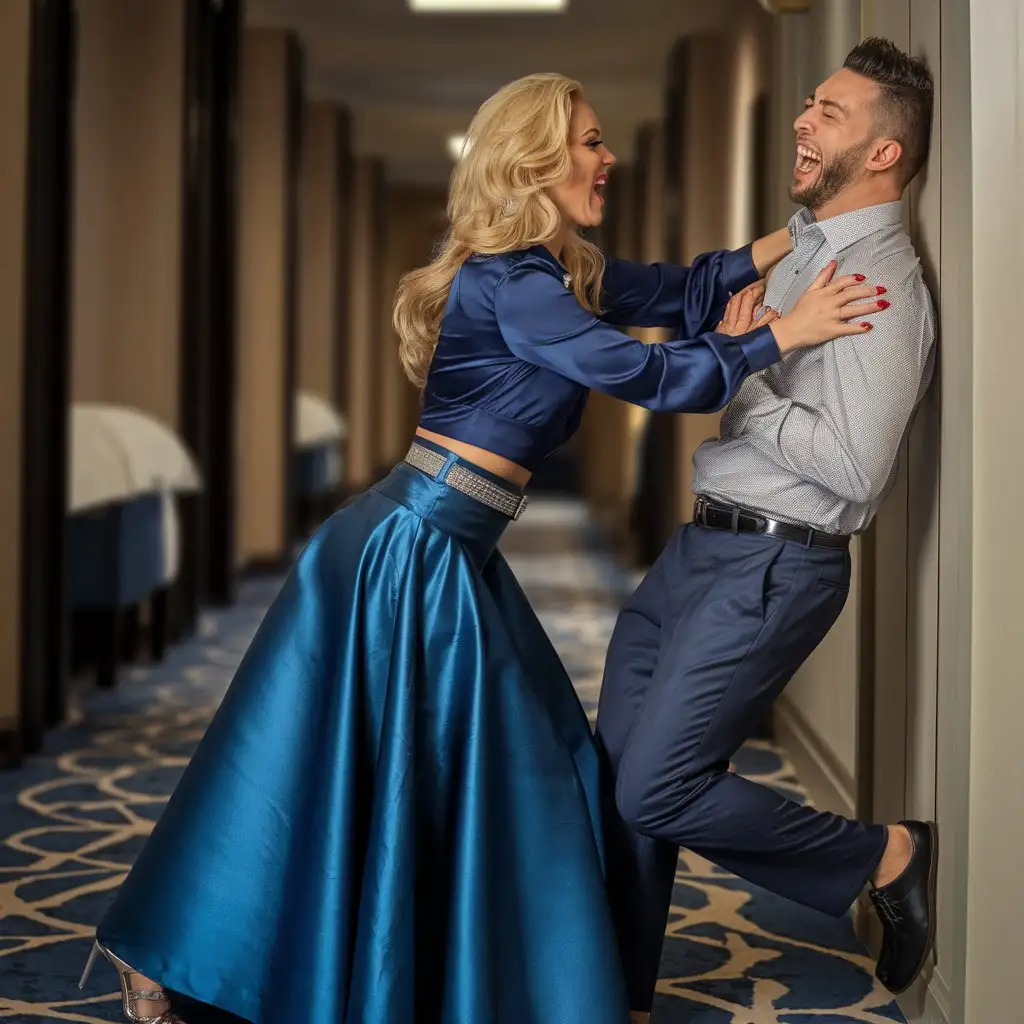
[{"left": 694, "top": 496, "right": 708, "bottom": 526}]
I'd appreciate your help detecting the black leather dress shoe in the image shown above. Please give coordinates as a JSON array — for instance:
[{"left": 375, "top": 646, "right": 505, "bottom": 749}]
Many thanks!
[{"left": 869, "top": 820, "right": 938, "bottom": 994}]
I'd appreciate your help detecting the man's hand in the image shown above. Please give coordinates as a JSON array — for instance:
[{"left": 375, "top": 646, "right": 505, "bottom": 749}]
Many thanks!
[{"left": 716, "top": 280, "right": 779, "bottom": 336}]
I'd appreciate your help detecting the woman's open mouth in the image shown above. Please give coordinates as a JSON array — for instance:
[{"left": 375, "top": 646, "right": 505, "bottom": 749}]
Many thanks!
[{"left": 592, "top": 173, "right": 608, "bottom": 204}]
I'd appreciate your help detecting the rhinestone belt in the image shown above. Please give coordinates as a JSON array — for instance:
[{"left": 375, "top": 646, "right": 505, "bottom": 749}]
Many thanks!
[{"left": 404, "top": 442, "right": 529, "bottom": 520}]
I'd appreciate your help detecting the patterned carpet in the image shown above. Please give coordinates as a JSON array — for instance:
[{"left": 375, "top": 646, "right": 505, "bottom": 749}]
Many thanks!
[{"left": 0, "top": 498, "right": 905, "bottom": 1024}]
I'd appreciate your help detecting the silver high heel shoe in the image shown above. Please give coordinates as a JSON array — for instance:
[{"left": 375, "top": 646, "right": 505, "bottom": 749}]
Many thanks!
[{"left": 79, "top": 940, "right": 184, "bottom": 1023}]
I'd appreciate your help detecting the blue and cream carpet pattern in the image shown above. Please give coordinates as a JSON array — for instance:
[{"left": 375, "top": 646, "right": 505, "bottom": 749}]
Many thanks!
[{"left": 0, "top": 498, "right": 905, "bottom": 1023}]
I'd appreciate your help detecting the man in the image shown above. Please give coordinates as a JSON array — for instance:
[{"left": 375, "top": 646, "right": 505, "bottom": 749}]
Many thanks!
[{"left": 596, "top": 38, "right": 936, "bottom": 1022}]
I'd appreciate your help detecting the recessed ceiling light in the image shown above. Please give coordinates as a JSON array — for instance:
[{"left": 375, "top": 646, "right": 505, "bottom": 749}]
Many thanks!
[
  {"left": 410, "top": 0, "right": 567, "bottom": 12},
  {"left": 447, "top": 134, "right": 469, "bottom": 161}
]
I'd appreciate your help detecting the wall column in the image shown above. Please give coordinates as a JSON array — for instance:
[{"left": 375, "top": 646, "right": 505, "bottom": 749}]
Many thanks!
[
  {"left": 964, "top": 0, "right": 1023, "bottom": 1018},
  {"left": 72, "top": 0, "right": 187, "bottom": 424},
  {"left": 0, "top": 2, "right": 32, "bottom": 763},
  {"left": 767, "top": 4, "right": 811, "bottom": 234},
  {"left": 579, "top": 165, "right": 638, "bottom": 546},
  {"left": 180, "top": 0, "right": 244, "bottom": 611},
  {"left": 673, "top": 25, "right": 772, "bottom": 518},
  {"left": 333, "top": 110, "right": 354, "bottom": 421},
  {"left": 625, "top": 122, "right": 676, "bottom": 565},
  {"left": 298, "top": 101, "right": 343, "bottom": 402},
  {"left": 235, "top": 28, "right": 303, "bottom": 568},
  {"left": 0, "top": 0, "right": 75, "bottom": 763},
  {"left": 23, "top": 0, "right": 76, "bottom": 748},
  {"left": 378, "top": 185, "right": 445, "bottom": 471},
  {"left": 373, "top": 176, "right": 403, "bottom": 477},
  {"left": 344, "top": 156, "right": 385, "bottom": 491},
  {"left": 671, "top": 36, "right": 731, "bottom": 520}
]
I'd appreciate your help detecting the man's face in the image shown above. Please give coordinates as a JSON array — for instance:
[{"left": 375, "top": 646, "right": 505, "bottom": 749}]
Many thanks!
[{"left": 790, "top": 68, "right": 881, "bottom": 211}]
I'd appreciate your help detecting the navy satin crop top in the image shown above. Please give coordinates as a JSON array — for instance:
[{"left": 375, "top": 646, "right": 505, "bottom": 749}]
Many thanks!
[{"left": 418, "top": 243, "right": 780, "bottom": 471}]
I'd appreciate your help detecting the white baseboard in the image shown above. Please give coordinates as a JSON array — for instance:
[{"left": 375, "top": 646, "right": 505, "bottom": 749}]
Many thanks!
[
  {"left": 919, "top": 974, "right": 953, "bottom": 1024},
  {"left": 772, "top": 696, "right": 857, "bottom": 819}
]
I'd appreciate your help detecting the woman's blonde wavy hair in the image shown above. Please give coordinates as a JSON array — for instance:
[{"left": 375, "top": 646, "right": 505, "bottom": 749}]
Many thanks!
[{"left": 393, "top": 73, "right": 606, "bottom": 388}]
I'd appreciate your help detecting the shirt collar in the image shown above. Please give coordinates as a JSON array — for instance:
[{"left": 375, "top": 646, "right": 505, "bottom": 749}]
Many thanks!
[{"left": 788, "top": 200, "right": 905, "bottom": 253}]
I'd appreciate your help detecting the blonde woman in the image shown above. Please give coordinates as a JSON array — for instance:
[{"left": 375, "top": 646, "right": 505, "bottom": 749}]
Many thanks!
[{"left": 80, "top": 74, "right": 884, "bottom": 1024}]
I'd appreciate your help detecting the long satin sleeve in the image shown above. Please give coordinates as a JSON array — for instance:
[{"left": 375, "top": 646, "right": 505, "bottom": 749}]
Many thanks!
[
  {"left": 495, "top": 260, "right": 780, "bottom": 414},
  {"left": 600, "top": 245, "right": 760, "bottom": 334}
]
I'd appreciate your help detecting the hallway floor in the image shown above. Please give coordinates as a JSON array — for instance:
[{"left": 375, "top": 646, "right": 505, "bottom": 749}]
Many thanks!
[{"left": 1, "top": 498, "right": 905, "bottom": 1023}]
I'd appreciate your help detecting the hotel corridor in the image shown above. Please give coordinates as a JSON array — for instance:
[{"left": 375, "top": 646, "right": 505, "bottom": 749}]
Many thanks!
[{"left": 1, "top": 498, "right": 904, "bottom": 1024}]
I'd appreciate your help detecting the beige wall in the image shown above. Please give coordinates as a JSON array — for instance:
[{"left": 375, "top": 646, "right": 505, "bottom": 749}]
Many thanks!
[
  {"left": 71, "top": 0, "right": 186, "bottom": 428},
  {"left": 236, "top": 29, "right": 291, "bottom": 563},
  {"left": 808, "top": 0, "right": 862, "bottom": 83},
  {"left": 776, "top": 549, "right": 862, "bottom": 815},
  {"left": 0, "top": 1, "right": 31, "bottom": 731},
  {"left": 858, "top": 7, "right": 972, "bottom": 1024},
  {"left": 379, "top": 185, "right": 445, "bottom": 468},
  {"left": 612, "top": 165, "right": 646, "bottom": 514},
  {"left": 345, "top": 157, "right": 385, "bottom": 488},
  {"left": 767, "top": 8, "right": 811, "bottom": 232},
  {"left": 964, "top": 2, "right": 1023, "bottom": 1019},
  {"left": 619, "top": 126, "right": 669, "bottom": 546},
  {"left": 298, "top": 102, "right": 341, "bottom": 400},
  {"left": 673, "top": 24, "right": 771, "bottom": 519},
  {"left": 580, "top": 165, "right": 643, "bottom": 541}
]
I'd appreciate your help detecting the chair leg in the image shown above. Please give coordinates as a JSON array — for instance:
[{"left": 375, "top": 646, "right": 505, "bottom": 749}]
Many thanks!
[
  {"left": 96, "top": 609, "right": 119, "bottom": 690},
  {"left": 70, "top": 609, "right": 89, "bottom": 677},
  {"left": 151, "top": 587, "right": 168, "bottom": 662},
  {"left": 164, "top": 582, "right": 182, "bottom": 645},
  {"left": 120, "top": 604, "right": 141, "bottom": 664}
]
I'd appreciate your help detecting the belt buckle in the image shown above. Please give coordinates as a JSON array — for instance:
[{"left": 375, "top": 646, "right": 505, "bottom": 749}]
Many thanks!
[
  {"left": 694, "top": 496, "right": 707, "bottom": 526},
  {"left": 512, "top": 494, "right": 529, "bottom": 521}
]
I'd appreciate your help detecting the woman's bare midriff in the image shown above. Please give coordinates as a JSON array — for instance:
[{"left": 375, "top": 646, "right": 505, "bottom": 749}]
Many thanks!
[{"left": 414, "top": 427, "right": 532, "bottom": 488}]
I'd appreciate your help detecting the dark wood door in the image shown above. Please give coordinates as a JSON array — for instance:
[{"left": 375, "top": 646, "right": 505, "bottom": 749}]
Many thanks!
[
  {"left": 180, "top": 0, "right": 244, "bottom": 614},
  {"left": 20, "top": 0, "right": 76, "bottom": 755},
  {"left": 280, "top": 35, "right": 304, "bottom": 551}
]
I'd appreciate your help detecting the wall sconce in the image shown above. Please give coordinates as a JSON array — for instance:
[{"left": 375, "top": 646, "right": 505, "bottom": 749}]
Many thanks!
[
  {"left": 757, "top": 0, "right": 810, "bottom": 12},
  {"left": 447, "top": 134, "right": 468, "bottom": 162},
  {"left": 410, "top": 0, "right": 566, "bottom": 11}
]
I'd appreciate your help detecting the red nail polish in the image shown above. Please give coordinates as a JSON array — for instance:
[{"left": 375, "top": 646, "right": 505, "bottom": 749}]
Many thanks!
[
  {"left": 877, "top": 299, "right": 890, "bottom": 309},
  {"left": 876, "top": 286, "right": 887, "bottom": 295},
  {"left": 861, "top": 322, "right": 873, "bottom": 330},
  {"left": 855, "top": 274, "right": 866, "bottom": 282}
]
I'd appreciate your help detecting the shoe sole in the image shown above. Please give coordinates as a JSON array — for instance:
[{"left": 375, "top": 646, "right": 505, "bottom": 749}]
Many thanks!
[{"left": 885, "top": 820, "right": 939, "bottom": 996}]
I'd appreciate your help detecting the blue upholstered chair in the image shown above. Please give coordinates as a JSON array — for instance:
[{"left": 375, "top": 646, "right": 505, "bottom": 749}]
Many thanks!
[
  {"left": 293, "top": 391, "right": 347, "bottom": 539},
  {"left": 67, "top": 493, "right": 166, "bottom": 688},
  {"left": 68, "top": 405, "right": 203, "bottom": 689}
]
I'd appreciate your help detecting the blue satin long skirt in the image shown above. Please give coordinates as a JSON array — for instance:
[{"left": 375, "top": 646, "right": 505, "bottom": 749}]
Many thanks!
[{"left": 97, "top": 447, "right": 630, "bottom": 1023}]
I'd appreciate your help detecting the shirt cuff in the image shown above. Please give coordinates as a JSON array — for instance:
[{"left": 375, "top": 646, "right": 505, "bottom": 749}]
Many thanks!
[
  {"left": 721, "top": 244, "right": 761, "bottom": 295},
  {"left": 736, "top": 323, "right": 781, "bottom": 373}
]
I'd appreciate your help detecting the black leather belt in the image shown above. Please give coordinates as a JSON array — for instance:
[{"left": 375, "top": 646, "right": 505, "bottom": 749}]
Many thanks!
[{"left": 693, "top": 496, "right": 850, "bottom": 550}]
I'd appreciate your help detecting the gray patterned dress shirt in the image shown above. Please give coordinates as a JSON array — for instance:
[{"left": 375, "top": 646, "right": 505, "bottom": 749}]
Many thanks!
[{"left": 691, "top": 200, "right": 936, "bottom": 535}]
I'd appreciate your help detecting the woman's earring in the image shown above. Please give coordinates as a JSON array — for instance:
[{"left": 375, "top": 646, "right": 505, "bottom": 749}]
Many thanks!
[{"left": 502, "top": 196, "right": 517, "bottom": 216}]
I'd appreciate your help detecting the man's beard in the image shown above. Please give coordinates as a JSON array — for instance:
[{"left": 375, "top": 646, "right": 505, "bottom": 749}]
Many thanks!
[{"left": 789, "top": 140, "right": 871, "bottom": 211}]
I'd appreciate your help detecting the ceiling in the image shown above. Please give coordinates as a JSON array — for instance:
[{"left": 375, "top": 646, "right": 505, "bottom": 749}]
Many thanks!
[{"left": 248, "top": 0, "right": 759, "bottom": 183}]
